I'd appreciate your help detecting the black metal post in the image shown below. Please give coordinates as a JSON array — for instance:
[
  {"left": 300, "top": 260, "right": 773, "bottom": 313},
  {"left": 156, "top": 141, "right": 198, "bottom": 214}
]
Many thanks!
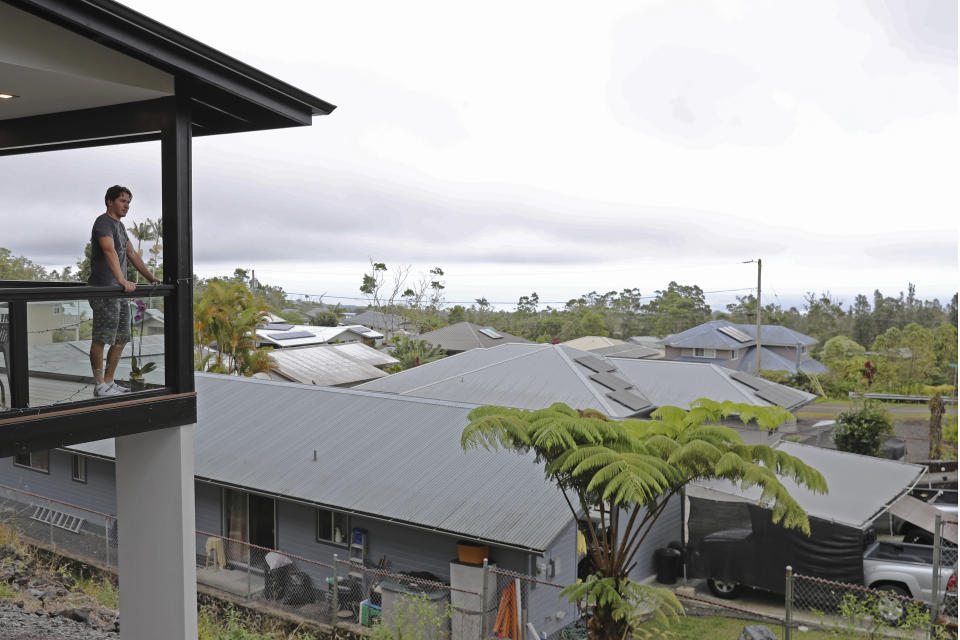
[
  {"left": 161, "top": 89, "right": 194, "bottom": 394},
  {"left": 8, "top": 300, "right": 29, "bottom": 409}
]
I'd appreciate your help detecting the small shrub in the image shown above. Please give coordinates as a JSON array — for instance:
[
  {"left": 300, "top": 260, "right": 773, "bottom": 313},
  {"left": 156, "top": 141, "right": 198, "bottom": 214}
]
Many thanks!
[
  {"left": 368, "top": 593, "right": 451, "bottom": 640},
  {"left": 833, "top": 406, "right": 893, "bottom": 456}
]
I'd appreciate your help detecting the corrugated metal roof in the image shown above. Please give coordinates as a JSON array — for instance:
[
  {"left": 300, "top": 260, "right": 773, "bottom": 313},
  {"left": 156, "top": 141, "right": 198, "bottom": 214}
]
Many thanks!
[
  {"left": 736, "top": 346, "right": 828, "bottom": 375},
  {"left": 349, "top": 311, "right": 409, "bottom": 332},
  {"left": 611, "top": 358, "right": 816, "bottom": 411},
  {"left": 418, "top": 322, "right": 532, "bottom": 352},
  {"left": 662, "top": 321, "right": 818, "bottom": 349},
  {"left": 269, "top": 344, "right": 393, "bottom": 386},
  {"left": 689, "top": 441, "right": 924, "bottom": 530},
  {"left": 332, "top": 343, "right": 399, "bottom": 368},
  {"left": 255, "top": 324, "right": 383, "bottom": 348},
  {"left": 67, "top": 374, "right": 572, "bottom": 551},
  {"left": 356, "top": 343, "right": 652, "bottom": 417},
  {"left": 561, "top": 336, "right": 625, "bottom": 351},
  {"left": 589, "top": 344, "right": 661, "bottom": 359}
]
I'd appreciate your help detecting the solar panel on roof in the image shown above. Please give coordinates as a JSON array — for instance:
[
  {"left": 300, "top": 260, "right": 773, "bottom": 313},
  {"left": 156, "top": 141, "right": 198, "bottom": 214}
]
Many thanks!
[
  {"left": 589, "top": 372, "right": 633, "bottom": 391},
  {"left": 754, "top": 385, "right": 801, "bottom": 408},
  {"left": 730, "top": 371, "right": 763, "bottom": 390},
  {"left": 269, "top": 331, "right": 316, "bottom": 340},
  {"left": 718, "top": 326, "right": 752, "bottom": 342},
  {"left": 606, "top": 390, "right": 651, "bottom": 412},
  {"left": 574, "top": 355, "right": 616, "bottom": 373},
  {"left": 478, "top": 327, "right": 502, "bottom": 339},
  {"left": 264, "top": 323, "right": 293, "bottom": 331}
]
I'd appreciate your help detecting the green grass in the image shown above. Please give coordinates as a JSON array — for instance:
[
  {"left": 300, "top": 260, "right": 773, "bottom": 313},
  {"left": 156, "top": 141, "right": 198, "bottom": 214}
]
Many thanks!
[
  {"left": 636, "top": 615, "right": 858, "bottom": 639},
  {"left": 0, "top": 582, "right": 18, "bottom": 599},
  {"left": 73, "top": 574, "right": 119, "bottom": 609},
  {"left": 197, "top": 605, "right": 318, "bottom": 640}
]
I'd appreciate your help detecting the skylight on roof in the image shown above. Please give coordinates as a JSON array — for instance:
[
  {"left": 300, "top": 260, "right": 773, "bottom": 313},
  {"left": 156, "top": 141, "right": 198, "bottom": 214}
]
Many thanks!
[
  {"left": 718, "top": 326, "right": 752, "bottom": 342},
  {"left": 264, "top": 323, "right": 293, "bottom": 331},
  {"left": 269, "top": 330, "right": 316, "bottom": 340},
  {"left": 479, "top": 327, "right": 502, "bottom": 339}
]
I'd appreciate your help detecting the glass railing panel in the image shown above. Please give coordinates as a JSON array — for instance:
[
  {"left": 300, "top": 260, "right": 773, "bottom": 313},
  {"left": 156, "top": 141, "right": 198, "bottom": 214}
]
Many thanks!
[{"left": 25, "top": 295, "right": 166, "bottom": 407}]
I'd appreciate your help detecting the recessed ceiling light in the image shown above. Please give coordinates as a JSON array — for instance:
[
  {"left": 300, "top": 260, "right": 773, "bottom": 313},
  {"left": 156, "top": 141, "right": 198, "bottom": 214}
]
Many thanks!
[{"left": 0, "top": 93, "right": 21, "bottom": 100}]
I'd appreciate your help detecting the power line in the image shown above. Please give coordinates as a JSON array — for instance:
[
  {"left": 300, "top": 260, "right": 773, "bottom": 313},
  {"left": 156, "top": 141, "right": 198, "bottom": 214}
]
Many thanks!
[{"left": 282, "top": 287, "right": 757, "bottom": 306}]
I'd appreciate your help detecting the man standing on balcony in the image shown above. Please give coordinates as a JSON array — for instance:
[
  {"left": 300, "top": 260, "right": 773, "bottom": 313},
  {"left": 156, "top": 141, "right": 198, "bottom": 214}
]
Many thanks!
[{"left": 88, "top": 185, "right": 160, "bottom": 397}]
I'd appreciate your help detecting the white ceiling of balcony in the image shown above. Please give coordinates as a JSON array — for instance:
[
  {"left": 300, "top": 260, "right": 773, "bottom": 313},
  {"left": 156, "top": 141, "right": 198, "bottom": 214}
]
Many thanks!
[{"left": 0, "top": 2, "right": 173, "bottom": 121}]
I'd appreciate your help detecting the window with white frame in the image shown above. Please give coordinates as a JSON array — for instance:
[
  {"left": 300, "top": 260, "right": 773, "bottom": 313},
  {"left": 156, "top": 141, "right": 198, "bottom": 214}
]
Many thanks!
[
  {"left": 71, "top": 454, "right": 87, "bottom": 483},
  {"left": 14, "top": 450, "right": 49, "bottom": 473},
  {"left": 693, "top": 348, "right": 716, "bottom": 359},
  {"left": 317, "top": 508, "right": 349, "bottom": 545}
]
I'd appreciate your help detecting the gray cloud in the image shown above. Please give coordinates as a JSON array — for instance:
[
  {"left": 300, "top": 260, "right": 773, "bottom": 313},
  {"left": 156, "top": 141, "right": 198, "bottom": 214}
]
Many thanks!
[{"left": 608, "top": 2, "right": 957, "bottom": 145}]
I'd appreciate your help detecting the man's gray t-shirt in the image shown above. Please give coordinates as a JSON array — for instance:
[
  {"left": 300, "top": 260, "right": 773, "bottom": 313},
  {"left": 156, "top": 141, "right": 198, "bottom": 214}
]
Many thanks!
[{"left": 89, "top": 213, "right": 129, "bottom": 286}]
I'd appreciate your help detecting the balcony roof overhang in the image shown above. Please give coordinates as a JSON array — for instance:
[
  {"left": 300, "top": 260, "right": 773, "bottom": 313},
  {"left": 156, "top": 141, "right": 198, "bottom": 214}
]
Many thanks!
[
  {"left": 1, "top": 0, "right": 336, "bottom": 154},
  {"left": 1, "top": 0, "right": 334, "bottom": 455}
]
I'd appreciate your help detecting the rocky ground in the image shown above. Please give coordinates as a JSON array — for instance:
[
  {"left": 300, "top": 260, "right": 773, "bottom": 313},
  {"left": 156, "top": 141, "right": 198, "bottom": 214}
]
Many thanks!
[{"left": 0, "top": 544, "right": 118, "bottom": 640}]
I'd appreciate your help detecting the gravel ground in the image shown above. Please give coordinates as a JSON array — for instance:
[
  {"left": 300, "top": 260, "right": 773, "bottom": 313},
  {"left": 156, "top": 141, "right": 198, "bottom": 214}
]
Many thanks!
[{"left": 0, "top": 603, "right": 115, "bottom": 640}]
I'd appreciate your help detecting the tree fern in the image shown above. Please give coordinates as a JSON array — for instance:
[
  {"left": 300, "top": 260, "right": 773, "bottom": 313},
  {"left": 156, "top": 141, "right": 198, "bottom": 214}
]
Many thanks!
[{"left": 461, "top": 400, "right": 827, "bottom": 640}]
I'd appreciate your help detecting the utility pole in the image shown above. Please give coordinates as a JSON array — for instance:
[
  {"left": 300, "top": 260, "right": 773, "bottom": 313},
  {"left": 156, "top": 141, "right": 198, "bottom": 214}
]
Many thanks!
[
  {"left": 756, "top": 258, "right": 762, "bottom": 373},
  {"left": 743, "top": 259, "right": 762, "bottom": 372}
]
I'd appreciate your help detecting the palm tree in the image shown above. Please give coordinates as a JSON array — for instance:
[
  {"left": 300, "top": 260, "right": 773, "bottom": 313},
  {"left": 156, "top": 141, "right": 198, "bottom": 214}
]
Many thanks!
[
  {"left": 194, "top": 280, "right": 273, "bottom": 377},
  {"left": 127, "top": 220, "right": 156, "bottom": 283},
  {"left": 462, "top": 400, "right": 827, "bottom": 640},
  {"left": 386, "top": 336, "right": 446, "bottom": 372}
]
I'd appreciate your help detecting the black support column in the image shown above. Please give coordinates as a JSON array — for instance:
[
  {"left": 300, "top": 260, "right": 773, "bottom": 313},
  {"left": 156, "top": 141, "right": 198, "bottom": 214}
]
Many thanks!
[{"left": 161, "top": 90, "right": 194, "bottom": 394}]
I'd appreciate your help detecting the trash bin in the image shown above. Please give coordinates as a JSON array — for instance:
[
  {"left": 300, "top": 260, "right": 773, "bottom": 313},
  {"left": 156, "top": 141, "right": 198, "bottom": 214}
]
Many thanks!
[
  {"left": 882, "top": 437, "right": 906, "bottom": 460},
  {"left": 360, "top": 599, "right": 382, "bottom": 626},
  {"left": 654, "top": 547, "right": 681, "bottom": 585}
]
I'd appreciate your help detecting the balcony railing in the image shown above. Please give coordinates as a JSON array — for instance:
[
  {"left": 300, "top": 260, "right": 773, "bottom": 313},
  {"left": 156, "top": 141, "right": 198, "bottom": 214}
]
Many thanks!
[{"left": 0, "top": 280, "right": 195, "bottom": 454}]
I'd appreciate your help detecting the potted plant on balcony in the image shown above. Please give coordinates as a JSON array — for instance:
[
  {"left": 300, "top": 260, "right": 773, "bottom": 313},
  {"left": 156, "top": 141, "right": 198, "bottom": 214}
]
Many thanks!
[{"left": 129, "top": 299, "right": 156, "bottom": 391}]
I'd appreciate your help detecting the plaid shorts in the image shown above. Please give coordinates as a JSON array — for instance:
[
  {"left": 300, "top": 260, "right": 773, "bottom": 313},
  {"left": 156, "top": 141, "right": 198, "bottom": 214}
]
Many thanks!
[{"left": 90, "top": 297, "right": 131, "bottom": 345}]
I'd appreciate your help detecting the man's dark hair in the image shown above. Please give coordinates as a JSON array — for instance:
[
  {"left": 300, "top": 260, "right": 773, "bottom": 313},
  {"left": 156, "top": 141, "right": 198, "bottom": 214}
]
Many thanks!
[{"left": 104, "top": 185, "right": 132, "bottom": 206}]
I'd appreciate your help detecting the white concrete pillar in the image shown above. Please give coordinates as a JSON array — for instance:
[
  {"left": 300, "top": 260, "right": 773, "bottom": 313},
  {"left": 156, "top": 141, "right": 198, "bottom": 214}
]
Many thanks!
[{"left": 116, "top": 424, "right": 198, "bottom": 640}]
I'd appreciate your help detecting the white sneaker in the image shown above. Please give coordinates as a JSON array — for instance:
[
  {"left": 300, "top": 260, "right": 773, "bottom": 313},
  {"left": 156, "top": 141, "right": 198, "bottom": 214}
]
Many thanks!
[
  {"left": 108, "top": 382, "right": 130, "bottom": 394},
  {"left": 94, "top": 382, "right": 126, "bottom": 397}
]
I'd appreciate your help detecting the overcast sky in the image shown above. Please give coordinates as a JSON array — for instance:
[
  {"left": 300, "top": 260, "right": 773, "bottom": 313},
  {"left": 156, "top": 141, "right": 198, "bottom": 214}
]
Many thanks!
[{"left": 2, "top": 0, "right": 957, "bottom": 311}]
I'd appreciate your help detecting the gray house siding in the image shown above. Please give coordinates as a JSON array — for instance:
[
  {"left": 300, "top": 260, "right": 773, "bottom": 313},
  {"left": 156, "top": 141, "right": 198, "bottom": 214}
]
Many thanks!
[
  {"left": 0, "top": 451, "right": 116, "bottom": 519},
  {"left": 528, "top": 517, "right": 579, "bottom": 638}
]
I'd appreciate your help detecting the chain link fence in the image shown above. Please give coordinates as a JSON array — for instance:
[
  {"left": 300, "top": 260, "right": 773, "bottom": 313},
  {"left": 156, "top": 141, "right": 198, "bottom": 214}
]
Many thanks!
[
  {"left": 0, "top": 483, "right": 117, "bottom": 570},
  {"left": 489, "top": 566, "right": 568, "bottom": 640},
  {"left": 1, "top": 484, "right": 495, "bottom": 638},
  {"left": 785, "top": 517, "right": 958, "bottom": 639}
]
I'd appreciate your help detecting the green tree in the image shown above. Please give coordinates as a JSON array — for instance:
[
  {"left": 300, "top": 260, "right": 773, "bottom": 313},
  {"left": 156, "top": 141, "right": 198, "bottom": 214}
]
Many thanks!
[
  {"left": 639, "top": 282, "right": 712, "bottom": 336},
  {"left": 871, "top": 323, "right": 936, "bottom": 392},
  {"left": 802, "top": 292, "right": 847, "bottom": 344},
  {"left": 462, "top": 400, "right": 826, "bottom": 640},
  {"left": 194, "top": 280, "right": 274, "bottom": 376},
  {"left": 0, "top": 247, "right": 50, "bottom": 280},
  {"left": 386, "top": 336, "right": 446, "bottom": 372},
  {"left": 447, "top": 305, "right": 466, "bottom": 324},
  {"left": 821, "top": 335, "right": 866, "bottom": 365},
  {"left": 931, "top": 324, "right": 958, "bottom": 386}
]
